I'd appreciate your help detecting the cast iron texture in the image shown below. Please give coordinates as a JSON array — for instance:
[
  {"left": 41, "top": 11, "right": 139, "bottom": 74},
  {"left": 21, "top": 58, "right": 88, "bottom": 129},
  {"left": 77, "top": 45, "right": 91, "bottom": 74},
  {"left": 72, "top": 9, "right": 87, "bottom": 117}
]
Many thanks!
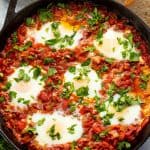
[{"left": 0, "top": 0, "right": 149, "bottom": 149}]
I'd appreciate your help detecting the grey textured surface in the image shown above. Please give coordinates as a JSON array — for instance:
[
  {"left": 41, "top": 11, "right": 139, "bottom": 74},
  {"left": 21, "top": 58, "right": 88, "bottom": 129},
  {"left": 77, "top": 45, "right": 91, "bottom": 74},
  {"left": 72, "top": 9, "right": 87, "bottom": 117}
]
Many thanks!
[{"left": 0, "top": 0, "right": 149, "bottom": 149}]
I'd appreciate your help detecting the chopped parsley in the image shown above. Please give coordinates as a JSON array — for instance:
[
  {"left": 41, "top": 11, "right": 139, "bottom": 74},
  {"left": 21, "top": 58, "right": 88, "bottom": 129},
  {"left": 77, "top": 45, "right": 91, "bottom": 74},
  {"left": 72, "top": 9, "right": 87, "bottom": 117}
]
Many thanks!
[
  {"left": 69, "top": 103, "right": 76, "bottom": 112},
  {"left": 71, "top": 141, "right": 77, "bottom": 150},
  {"left": 61, "top": 82, "right": 74, "bottom": 99},
  {"left": 102, "top": 113, "right": 114, "bottom": 125},
  {"left": 3, "top": 82, "right": 12, "bottom": 91},
  {"left": 67, "top": 124, "right": 77, "bottom": 134},
  {"left": 33, "top": 67, "right": 41, "bottom": 79},
  {"left": 9, "top": 91, "right": 17, "bottom": 99},
  {"left": 99, "top": 65, "right": 109, "bottom": 74},
  {"left": 48, "top": 124, "right": 61, "bottom": 140},
  {"left": 12, "top": 32, "right": 18, "bottom": 43},
  {"left": 96, "top": 29, "right": 103, "bottom": 44},
  {"left": 113, "top": 95, "right": 141, "bottom": 112},
  {"left": 57, "top": 3, "right": 68, "bottom": 9},
  {"left": 117, "top": 34, "right": 140, "bottom": 62},
  {"left": 68, "top": 66, "right": 76, "bottom": 74},
  {"left": 51, "top": 22, "right": 60, "bottom": 38},
  {"left": 76, "top": 86, "right": 89, "bottom": 97},
  {"left": 17, "top": 98, "right": 30, "bottom": 105},
  {"left": 117, "top": 141, "right": 131, "bottom": 150},
  {"left": 26, "top": 127, "right": 37, "bottom": 135},
  {"left": 0, "top": 96, "right": 5, "bottom": 103},
  {"left": 25, "top": 17, "right": 35, "bottom": 26},
  {"left": 88, "top": 8, "right": 102, "bottom": 26},
  {"left": 105, "top": 57, "right": 115, "bottom": 64},
  {"left": 37, "top": 118, "right": 45, "bottom": 126},
  {"left": 13, "top": 41, "right": 32, "bottom": 51},
  {"left": 15, "top": 69, "right": 30, "bottom": 82},
  {"left": 38, "top": 9, "right": 52, "bottom": 22},
  {"left": 44, "top": 57, "right": 55, "bottom": 64},
  {"left": 85, "top": 45, "right": 96, "bottom": 52},
  {"left": 45, "top": 32, "right": 76, "bottom": 48},
  {"left": 48, "top": 68, "right": 57, "bottom": 77},
  {"left": 140, "top": 73, "right": 150, "bottom": 89},
  {"left": 93, "top": 130, "right": 109, "bottom": 141},
  {"left": 81, "top": 58, "right": 91, "bottom": 66}
]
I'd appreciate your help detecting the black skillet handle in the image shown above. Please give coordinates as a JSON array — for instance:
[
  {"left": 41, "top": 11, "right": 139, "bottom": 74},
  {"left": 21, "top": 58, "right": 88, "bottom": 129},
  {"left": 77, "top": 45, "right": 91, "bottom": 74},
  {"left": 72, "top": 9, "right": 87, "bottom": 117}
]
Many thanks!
[{"left": 3, "top": 0, "right": 18, "bottom": 29}]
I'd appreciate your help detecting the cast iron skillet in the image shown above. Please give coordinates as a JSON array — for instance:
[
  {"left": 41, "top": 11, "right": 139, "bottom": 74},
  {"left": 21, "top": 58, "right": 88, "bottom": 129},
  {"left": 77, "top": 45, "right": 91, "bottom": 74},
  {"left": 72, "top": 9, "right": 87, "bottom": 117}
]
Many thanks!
[{"left": 0, "top": 0, "right": 150, "bottom": 149}]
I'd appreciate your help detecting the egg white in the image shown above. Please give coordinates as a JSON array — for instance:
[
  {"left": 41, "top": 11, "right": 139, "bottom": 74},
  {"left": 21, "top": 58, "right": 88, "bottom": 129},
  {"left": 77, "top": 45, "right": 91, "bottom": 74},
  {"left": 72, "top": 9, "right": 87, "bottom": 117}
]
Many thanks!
[
  {"left": 29, "top": 111, "right": 83, "bottom": 146},
  {"left": 26, "top": 21, "right": 83, "bottom": 49},
  {"left": 7, "top": 66, "right": 44, "bottom": 108},
  {"left": 64, "top": 63, "right": 102, "bottom": 98},
  {"left": 100, "top": 94, "right": 142, "bottom": 125},
  {"left": 94, "top": 28, "right": 139, "bottom": 61}
]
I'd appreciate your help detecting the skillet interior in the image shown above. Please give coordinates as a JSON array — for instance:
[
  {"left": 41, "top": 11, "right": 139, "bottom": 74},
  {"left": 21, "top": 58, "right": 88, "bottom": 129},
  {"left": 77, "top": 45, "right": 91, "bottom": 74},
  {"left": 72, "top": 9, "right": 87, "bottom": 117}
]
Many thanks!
[{"left": 0, "top": 0, "right": 149, "bottom": 149}]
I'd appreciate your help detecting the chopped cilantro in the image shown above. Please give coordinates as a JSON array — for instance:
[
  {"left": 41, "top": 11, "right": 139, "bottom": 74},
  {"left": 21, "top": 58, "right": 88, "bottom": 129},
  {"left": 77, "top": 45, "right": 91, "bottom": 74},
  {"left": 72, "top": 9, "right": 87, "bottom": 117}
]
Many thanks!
[
  {"left": 118, "top": 117, "right": 124, "bottom": 122},
  {"left": 15, "top": 69, "right": 30, "bottom": 82},
  {"left": 44, "top": 57, "right": 55, "bottom": 64},
  {"left": 17, "top": 98, "right": 30, "bottom": 105},
  {"left": 25, "top": 17, "right": 35, "bottom": 26},
  {"left": 99, "top": 130, "right": 109, "bottom": 138},
  {"left": 113, "top": 95, "right": 141, "bottom": 112},
  {"left": 81, "top": 58, "right": 91, "bottom": 66},
  {"left": 26, "top": 127, "right": 37, "bottom": 135},
  {"left": 76, "top": 86, "right": 89, "bottom": 97},
  {"left": 33, "top": 67, "right": 41, "bottom": 79},
  {"left": 61, "top": 82, "right": 74, "bottom": 99},
  {"left": 88, "top": 8, "right": 102, "bottom": 26},
  {"left": 85, "top": 45, "right": 96, "bottom": 52},
  {"left": 67, "top": 124, "right": 77, "bottom": 134},
  {"left": 39, "top": 9, "right": 52, "bottom": 22},
  {"left": 69, "top": 103, "right": 76, "bottom": 112},
  {"left": 12, "top": 32, "right": 18, "bottom": 43},
  {"left": 9, "top": 91, "right": 17, "bottom": 99},
  {"left": 48, "top": 124, "right": 61, "bottom": 140},
  {"left": 99, "top": 65, "right": 108, "bottom": 73},
  {"left": 13, "top": 41, "right": 32, "bottom": 51},
  {"left": 71, "top": 141, "right": 77, "bottom": 150},
  {"left": 45, "top": 38, "right": 60, "bottom": 46},
  {"left": 0, "top": 96, "right": 5, "bottom": 102},
  {"left": 68, "top": 66, "right": 76, "bottom": 73},
  {"left": 105, "top": 57, "right": 115, "bottom": 64},
  {"left": 140, "top": 73, "right": 150, "bottom": 89},
  {"left": 57, "top": 3, "right": 68, "bottom": 9},
  {"left": 37, "top": 118, "right": 45, "bottom": 126},
  {"left": 3, "top": 82, "right": 12, "bottom": 91},
  {"left": 51, "top": 22, "right": 60, "bottom": 38},
  {"left": 96, "top": 29, "right": 103, "bottom": 44},
  {"left": 48, "top": 68, "right": 57, "bottom": 77},
  {"left": 102, "top": 113, "right": 114, "bottom": 125},
  {"left": 117, "top": 141, "right": 131, "bottom": 150}
]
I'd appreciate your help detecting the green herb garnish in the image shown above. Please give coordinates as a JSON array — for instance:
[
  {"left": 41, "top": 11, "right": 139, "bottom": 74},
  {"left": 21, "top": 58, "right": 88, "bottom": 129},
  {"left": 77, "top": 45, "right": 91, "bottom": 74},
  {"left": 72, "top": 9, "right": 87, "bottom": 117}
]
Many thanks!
[
  {"left": 117, "top": 141, "right": 131, "bottom": 150},
  {"left": 61, "top": 82, "right": 74, "bottom": 99},
  {"left": 76, "top": 86, "right": 89, "bottom": 97},
  {"left": 48, "top": 124, "right": 61, "bottom": 140},
  {"left": 9, "top": 91, "right": 17, "bottom": 99},
  {"left": 33, "top": 67, "right": 41, "bottom": 79},
  {"left": 37, "top": 118, "right": 45, "bottom": 126},
  {"left": 68, "top": 66, "right": 76, "bottom": 74},
  {"left": 67, "top": 124, "right": 77, "bottom": 134},
  {"left": 48, "top": 68, "right": 57, "bottom": 77},
  {"left": 88, "top": 8, "right": 102, "bottom": 26},
  {"left": 25, "top": 17, "right": 35, "bottom": 26},
  {"left": 39, "top": 9, "right": 52, "bottom": 22}
]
